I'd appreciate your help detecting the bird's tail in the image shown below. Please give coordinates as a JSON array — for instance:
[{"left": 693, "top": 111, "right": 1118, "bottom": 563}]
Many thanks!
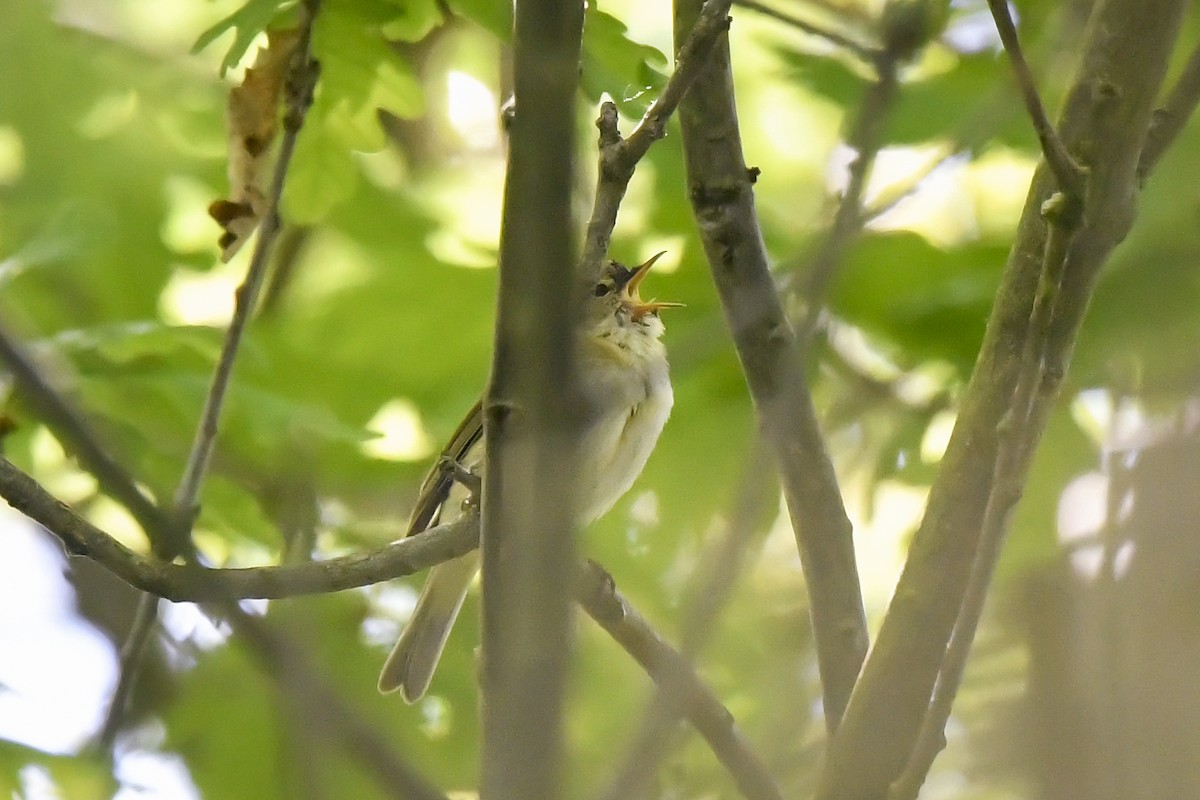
[{"left": 378, "top": 551, "right": 480, "bottom": 702}]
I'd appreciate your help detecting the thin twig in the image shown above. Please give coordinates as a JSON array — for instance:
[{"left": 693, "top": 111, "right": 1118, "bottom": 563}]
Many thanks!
[
  {"left": 733, "top": 0, "right": 878, "bottom": 61},
  {"left": 0, "top": 455, "right": 479, "bottom": 600},
  {"left": 96, "top": 593, "right": 160, "bottom": 752},
  {"left": 860, "top": 144, "right": 958, "bottom": 224},
  {"left": 0, "top": 323, "right": 183, "bottom": 556},
  {"left": 260, "top": 225, "right": 313, "bottom": 318},
  {"left": 578, "top": 0, "right": 734, "bottom": 281},
  {"left": 95, "top": 2, "right": 323, "bottom": 748},
  {"left": 1138, "top": 40, "right": 1200, "bottom": 179},
  {"left": 579, "top": 561, "right": 786, "bottom": 800},
  {"left": 797, "top": 54, "right": 899, "bottom": 342},
  {"left": 172, "top": 8, "right": 321, "bottom": 533},
  {"left": 985, "top": 0, "right": 1086, "bottom": 200},
  {"left": 675, "top": 0, "right": 868, "bottom": 731}
]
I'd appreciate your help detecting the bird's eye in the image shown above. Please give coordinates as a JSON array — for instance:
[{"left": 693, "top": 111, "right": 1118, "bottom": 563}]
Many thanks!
[{"left": 593, "top": 282, "right": 612, "bottom": 297}]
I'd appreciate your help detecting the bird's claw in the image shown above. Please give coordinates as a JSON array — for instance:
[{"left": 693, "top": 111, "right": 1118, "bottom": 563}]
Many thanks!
[{"left": 438, "top": 456, "right": 482, "bottom": 497}]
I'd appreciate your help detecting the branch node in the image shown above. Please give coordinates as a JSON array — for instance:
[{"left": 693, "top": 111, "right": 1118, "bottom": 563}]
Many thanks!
[
  {"left": 596, "top": 101, "right": 622, "bottom": 148},
  {"left": 986, "top": 0, "right": 1087, "bottom": 203},
  {"left": 1040, "top": 190, "right": 1084, "bottom": 229}
]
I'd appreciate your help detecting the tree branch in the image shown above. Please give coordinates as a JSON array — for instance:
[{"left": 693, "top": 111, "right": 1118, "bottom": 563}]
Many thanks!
[
  {"left": 173, "top": 4, "right": 321, "bottom": 535},
  {"left": 889, "top": 202, "right": 1082, "bottom": 800},
  {"left": 481, "top": 4, "right": 584, "bottom": 800},
  {"left": 0, "top": 323, "right": 181, "bottom": 556},
  {"left": 733, "top": 0, "right": 879, "bottom": 64},
  {"left": 818, "top": 1, "right": 1189, "bottom": 797},
  {"left": 596, "top": 442, "right": 779, "bottom": 800},
  {"left": 986, "top": 0, "right": 1086, "bottom": 201},
  {"left": 1138, "top": 40, "right": 1200, "bottom": 179},
  {"left": 100, "top": 3, "right": 323, "bottom": 748},
  {"left": 0, "top": 454, "right": 478, "bottom": 601},
  {"left": 578, "top": 0, "right": 734, "bottom": 282},
  {"left": 95, "top": 593, "right": 160, "bottom": 752},
  {"left": 674, "top": 0, "right": 867, "bottom": 731},
  {"left": 578, "top": 560, "right": 785, "bottom": 800},
  {"left": 797, "top": 51, "right": 899, "bottom": 342}
]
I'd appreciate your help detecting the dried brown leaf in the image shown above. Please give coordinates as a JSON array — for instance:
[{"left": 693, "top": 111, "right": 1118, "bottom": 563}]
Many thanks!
[{"left": 209, "top": 29, "right": 299, "bottom": 261}]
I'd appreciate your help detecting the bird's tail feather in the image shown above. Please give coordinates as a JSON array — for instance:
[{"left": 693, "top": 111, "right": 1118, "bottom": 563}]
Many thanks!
[{"left": 378, "top": 551, "right": 480, "bottom": 702}]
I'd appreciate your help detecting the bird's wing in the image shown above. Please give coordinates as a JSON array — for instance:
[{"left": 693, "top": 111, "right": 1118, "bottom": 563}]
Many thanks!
[{"left": 405, "top": 397, "right": 485, "bottom": 537}]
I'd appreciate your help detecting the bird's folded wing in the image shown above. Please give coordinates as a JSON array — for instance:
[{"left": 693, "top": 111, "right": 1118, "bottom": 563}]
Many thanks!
[{"left": 406, "top": 397, "right": 485, "bottom": 537}]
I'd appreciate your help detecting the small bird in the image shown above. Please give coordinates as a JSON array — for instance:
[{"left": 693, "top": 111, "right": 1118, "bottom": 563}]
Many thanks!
[{"left": 378, "top": 253, "right": 680, "bottom": 701}]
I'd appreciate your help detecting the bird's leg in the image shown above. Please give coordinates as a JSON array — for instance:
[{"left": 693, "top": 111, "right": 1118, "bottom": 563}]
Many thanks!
[{"left": 437, "top": 455, "right": 482, "bottom": 499}]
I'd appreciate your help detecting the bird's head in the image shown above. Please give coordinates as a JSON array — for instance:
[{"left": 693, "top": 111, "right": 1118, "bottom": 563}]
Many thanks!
[{"left": 586, "top": 252, "right": 683, "bottom": 339}]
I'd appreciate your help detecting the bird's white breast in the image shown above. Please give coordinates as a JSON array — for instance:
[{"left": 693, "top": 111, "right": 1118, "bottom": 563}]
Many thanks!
[{"left": 575, "top": 324, "right": 673, "bottom": 523}]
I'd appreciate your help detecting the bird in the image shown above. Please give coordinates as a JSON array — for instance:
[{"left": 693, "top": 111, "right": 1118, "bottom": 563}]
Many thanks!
[{"left": 378, "top": 253, "right": 680, "bottom": 702}]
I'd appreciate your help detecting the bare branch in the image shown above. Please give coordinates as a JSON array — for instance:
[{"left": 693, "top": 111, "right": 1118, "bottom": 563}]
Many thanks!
[
  {"left": 578, "top": 560, "right": 785, "bottom": 800},
  {"left": 1139, "top": 40, "right": 1200, "bottom": 179},
  {"left": 173, "top": 2, "right": 321, "bottom": 535},
  {"left": 578, "top": 0, "right": 734, "bottom": 281},
  {"left": 986, "top": 0, "right": 1086, "bottom": 200},
  {"left": 0, "top": 323, "right": 181, "bottom": 556},
  {"left": 96, "top": 594, "right": 160, "bottom": 752},
  {"left": 674, "top": 0, "right": 867, "bottom": 731},
  {"left": 260, "top": 225, "right": 314, "bottom": 318},
  {"left": 597, "top": 443, "right": 778, "bottom": 800},
  {"left": 481, "top": 6, "right": 585, "bottom": 800},
  {"left": 859, "top": 145, "right": 958, "bottom": 224},
  {"left": 733, "top": 0, "right": 878, "bottom": 62},
  {"left": 0, "top": 454, "right": 478, "bottom": 600},
  {"left": 818, "top": 1, "right": 1188, "bottom": 797},
  {"left": 98, "top": 2, "right": 324, "bottom": 747},
  {"left": 890, "top": 205, "right": 1081, "bottom": 800},
  {"left": 797, "top": 54, "right": 899, "bottom": 341}
]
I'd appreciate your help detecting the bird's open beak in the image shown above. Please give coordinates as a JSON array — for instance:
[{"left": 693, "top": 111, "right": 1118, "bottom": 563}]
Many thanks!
[{"left": 623, "top": 251, "right": 684, "bottom": 320}]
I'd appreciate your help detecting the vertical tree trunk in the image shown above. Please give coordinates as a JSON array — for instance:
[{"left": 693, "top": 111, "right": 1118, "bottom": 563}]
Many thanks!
[
  {"left": 818, "top": 1, "right": 1188, "bottom": 797},
  {"left": 480, "top": 4, "right": 585, "bottom": 800}
]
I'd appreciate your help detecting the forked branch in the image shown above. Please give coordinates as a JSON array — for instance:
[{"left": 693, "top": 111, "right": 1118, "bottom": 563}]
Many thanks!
[{"left": 578, "top": 0, "right": 734, "bottom": 281}]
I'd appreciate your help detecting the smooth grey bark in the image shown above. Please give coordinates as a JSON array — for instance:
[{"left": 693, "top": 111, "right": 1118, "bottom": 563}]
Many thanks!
[
  {"left": 817, "top": 1, "right": 1189, "bottom": 797},
  {"left": 479, "top": 4, "right": 584, "bottom": 800}
]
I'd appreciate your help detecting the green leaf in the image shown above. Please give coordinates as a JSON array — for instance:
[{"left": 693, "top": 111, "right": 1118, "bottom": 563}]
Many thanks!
[
  {"left": 165, "top": 644, "right": 286, "bottom": 800},
  {"left": 192, "top": 0, "right": 297, "bottom": 76},
  {"left": 314, "top": 5, "right": 425, "bottom": 119},
  {"left": 831, "top": 232, "right": 1008, "bottom": 372},
  {"left": 283, "top": 116, "right": 360, "bottom": 222},
  {"left": 381, "top": 0, "right": 444, "bottom": 41},
  {"left": 581, "top": 9, "right": 668, "bottom": 117},
  {"left": 198, "top": 474, "right": 281, "bottom": 547},
  {"left": 288, "top": 0, "right": 424, "bottom": 220},
  {"left": 445, "top": 0, "right": 512, "bottom": 40},
  {"left": 775, "top": 43, "right": 1035, "bottom": 150},
  {"left": 52, "top": 321, "right": 224, "bottom": 371}
]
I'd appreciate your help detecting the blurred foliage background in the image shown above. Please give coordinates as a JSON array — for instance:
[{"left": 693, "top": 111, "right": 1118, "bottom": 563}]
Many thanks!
[{"left": 2, "top": 0, "right": 1200, "bottom": 798}]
